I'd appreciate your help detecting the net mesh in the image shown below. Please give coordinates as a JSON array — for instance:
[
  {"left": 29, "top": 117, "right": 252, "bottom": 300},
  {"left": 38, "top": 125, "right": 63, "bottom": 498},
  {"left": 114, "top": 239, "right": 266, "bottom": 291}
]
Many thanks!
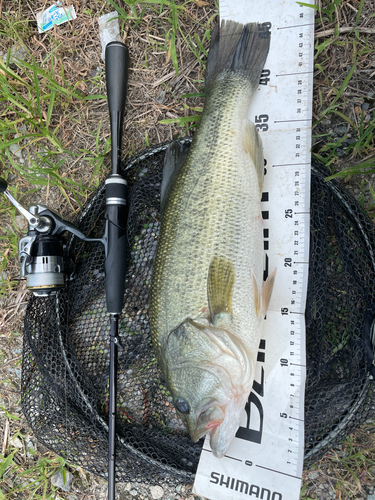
[{"left": 21, "top": 139, "right": 375, "bottom": 483}]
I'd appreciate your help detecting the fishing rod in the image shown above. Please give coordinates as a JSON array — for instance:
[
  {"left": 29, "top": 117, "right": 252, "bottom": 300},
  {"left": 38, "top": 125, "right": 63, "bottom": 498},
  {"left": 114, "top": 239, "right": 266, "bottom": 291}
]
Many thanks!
[{"left": 104, "top": 41, "right": 129, "bottom": 500}]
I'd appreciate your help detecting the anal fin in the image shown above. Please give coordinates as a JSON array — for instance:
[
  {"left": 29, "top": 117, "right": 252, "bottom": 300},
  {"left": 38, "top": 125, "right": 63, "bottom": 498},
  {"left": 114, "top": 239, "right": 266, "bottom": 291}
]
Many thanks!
[
  {"left": 252, "top": 270, "right": 261, "bottom": 317},
  {"left": 253, "top": 268, "right": 277, "bottom": 318}
]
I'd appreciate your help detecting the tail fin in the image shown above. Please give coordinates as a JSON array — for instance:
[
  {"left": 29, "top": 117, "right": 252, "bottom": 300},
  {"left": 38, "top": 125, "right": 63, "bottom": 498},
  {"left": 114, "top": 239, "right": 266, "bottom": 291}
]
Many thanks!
[{"left": 205, "top": 20, "right": 271, "bottom": 91}]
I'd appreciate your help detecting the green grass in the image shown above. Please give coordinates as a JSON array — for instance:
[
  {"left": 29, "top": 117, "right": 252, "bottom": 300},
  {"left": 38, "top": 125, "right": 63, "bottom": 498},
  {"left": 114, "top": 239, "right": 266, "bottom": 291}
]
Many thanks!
[
  {"left": 311, "top": 7, "right": 375, "bottom": 184},
  {"left": 298, "top": 0, "right": 375, "bottom": 188},
  {"left": 107, "top": 0, "right": 216, "bottom": 76},
  {"left": 0, "top": 443, "right": 68, "bottom": 500},
  {"left": 0, "top": 1, "right": 32, "bottom": 42},
  {"left": 0, "top": 53, "right": 103, "bottom": 200}
]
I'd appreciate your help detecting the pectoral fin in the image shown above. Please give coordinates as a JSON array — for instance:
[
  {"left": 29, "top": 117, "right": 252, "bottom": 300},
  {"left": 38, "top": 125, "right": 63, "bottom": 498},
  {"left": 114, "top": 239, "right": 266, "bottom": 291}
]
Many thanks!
[
  {"left": 207, "top": 256, "right": 235, "bottom": 325},
  {"left": 261, "top": 268, "right": 277, "bottom": 317},
  {"left": 253, "top": 268, "right": 276, "bottom": 318},
  {"left": 243, "top": 119, "right": 264, "bottom": 194}
]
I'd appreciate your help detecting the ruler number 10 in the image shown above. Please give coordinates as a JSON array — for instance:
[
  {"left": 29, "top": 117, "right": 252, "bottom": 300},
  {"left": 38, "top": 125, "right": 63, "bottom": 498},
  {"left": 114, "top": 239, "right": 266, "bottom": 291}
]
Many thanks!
[{"left": 255, "top": 114, "right": 269, "bottom": 132}]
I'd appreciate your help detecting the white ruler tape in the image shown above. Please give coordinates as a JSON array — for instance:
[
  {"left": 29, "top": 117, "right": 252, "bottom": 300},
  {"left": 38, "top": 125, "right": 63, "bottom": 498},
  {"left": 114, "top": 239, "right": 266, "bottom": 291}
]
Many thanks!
[{"left": 193, "top": 1, "right": 314, "bottom": 499}]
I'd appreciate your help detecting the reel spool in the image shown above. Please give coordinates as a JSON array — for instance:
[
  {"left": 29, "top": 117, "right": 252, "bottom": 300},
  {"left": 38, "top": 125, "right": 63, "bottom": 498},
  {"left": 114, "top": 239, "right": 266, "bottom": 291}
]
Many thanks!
[{"left": 20, "top": 233, "right": 66, "bottom": 296}]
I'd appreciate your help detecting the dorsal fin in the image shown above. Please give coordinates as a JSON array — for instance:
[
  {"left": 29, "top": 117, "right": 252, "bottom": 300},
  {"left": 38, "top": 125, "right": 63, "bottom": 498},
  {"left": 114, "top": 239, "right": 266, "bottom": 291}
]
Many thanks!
[{"left": 160, "top": 141, "right": 190, "bottom": 213}]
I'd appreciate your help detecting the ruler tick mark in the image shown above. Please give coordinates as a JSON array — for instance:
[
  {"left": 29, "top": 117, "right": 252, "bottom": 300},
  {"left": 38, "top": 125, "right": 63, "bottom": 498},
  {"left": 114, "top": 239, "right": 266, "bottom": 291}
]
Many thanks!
[
  {"left": 273, "top": 163, "right": 310, "bottom": 167},
  {"left": 277, "top": 23, "right": 315, "bottom": 29},
  {"left": 274, "top": 119, "right": 312, "bottom": 123},
  {"left": 202, "top": 449, "right": 242, "bottom": 462},
  {"left": 290, "top": 416, "right": 304, "bottom": 422},
  {"left": 276, "top": 71, "right": 314, "bottom": 76},
  {"left": 256, "top": 465, "right": 302, "bottom": 480}
]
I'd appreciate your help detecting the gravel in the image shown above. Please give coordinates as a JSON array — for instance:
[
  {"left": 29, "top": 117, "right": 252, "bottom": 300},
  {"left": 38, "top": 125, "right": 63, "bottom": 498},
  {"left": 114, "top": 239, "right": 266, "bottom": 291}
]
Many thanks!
[{"left": 149, "top": 485, "right": 164, "bottom": 499}]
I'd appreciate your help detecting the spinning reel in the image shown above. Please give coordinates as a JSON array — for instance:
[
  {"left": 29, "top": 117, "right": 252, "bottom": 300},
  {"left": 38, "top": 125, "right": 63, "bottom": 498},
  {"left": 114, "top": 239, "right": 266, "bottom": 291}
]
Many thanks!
[{"left": 0, "top": 176, "right": 106, "bottom": 296}]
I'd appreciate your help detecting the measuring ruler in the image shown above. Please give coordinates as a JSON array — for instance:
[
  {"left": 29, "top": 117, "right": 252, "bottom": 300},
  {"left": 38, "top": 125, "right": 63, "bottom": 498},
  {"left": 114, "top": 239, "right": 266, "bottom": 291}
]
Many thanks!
[{"left": 193, "top": 1, "right": 314, "bottom": 499}]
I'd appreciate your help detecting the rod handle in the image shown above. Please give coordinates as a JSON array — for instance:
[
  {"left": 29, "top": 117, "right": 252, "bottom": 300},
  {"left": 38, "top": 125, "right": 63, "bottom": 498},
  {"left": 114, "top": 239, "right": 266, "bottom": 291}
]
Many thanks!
[
  {"left": 105, "top": 42, "right": 129, "bottom": 116},
  {"left": 105, "top": 216, "right": 127, "bottom": 314},
  {"left": 105, "top": 42, "right": 129, "bottom": 176}
]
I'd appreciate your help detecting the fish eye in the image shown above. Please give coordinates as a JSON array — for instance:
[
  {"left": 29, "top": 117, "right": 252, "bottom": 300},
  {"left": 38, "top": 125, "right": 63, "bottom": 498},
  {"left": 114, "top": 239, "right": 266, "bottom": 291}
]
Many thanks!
[{"left": 175, "top": 397, "right": 190, "bottom": 414}]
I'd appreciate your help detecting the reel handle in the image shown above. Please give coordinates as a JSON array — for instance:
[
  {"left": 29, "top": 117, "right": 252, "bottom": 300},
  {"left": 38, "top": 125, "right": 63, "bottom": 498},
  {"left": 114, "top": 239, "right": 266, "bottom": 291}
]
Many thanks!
[{"left": 0, "top": 177, "right": 51, "bottom": 232}]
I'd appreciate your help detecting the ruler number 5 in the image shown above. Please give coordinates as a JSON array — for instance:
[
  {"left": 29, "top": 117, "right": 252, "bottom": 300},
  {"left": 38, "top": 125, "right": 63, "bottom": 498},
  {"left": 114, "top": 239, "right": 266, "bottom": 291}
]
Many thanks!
[{"left": 255, "top": 114, "right": 269, "bottom": 132}]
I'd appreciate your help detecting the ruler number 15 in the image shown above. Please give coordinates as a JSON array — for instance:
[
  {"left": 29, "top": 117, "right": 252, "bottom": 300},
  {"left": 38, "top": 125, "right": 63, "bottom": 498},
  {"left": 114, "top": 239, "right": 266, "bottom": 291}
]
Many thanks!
[{"left": 255, "top": 114, "right": 269, "bottom": 132}]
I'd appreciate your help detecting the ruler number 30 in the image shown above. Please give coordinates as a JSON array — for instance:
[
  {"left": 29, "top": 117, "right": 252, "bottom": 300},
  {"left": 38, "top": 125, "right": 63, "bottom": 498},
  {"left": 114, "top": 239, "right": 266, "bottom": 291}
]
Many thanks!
[{"left": 255, "top": 114, "right": 269, "bottom": 132}]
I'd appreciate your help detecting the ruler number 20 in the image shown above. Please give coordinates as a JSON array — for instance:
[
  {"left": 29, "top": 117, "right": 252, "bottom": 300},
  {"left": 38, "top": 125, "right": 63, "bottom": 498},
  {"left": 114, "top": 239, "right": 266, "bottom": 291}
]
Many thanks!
[{"left": 255, "top": 114, "right": 269, "bottom": 132}]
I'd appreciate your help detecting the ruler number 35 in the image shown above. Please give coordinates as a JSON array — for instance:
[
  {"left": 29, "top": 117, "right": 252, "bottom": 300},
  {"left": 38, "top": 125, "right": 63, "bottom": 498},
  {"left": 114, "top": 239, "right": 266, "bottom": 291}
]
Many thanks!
[{"left": 255, "top": 114, "right": 269, "bottom": 132}]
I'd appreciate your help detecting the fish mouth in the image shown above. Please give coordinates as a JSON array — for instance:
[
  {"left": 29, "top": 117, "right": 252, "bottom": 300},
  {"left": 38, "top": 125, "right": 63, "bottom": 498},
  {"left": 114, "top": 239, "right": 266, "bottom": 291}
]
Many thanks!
[
  {"left": 209, "top": 425, "right": 227, "bottom": 458},
  {"left": 189, "top": 401, "right": 226, "bottom": 442},
  {"left": 190, "top": 420, "right": 222, "bottom": 442},
  {"left": 208, "top": 391, "right": 250, "bottom": 458}
]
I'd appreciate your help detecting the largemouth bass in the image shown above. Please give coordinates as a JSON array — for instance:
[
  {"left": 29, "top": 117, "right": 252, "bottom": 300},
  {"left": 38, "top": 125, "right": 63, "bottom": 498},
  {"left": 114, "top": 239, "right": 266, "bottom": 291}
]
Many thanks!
[{"left": 150, "top": 20, "right": 276, "bottom": 458}]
